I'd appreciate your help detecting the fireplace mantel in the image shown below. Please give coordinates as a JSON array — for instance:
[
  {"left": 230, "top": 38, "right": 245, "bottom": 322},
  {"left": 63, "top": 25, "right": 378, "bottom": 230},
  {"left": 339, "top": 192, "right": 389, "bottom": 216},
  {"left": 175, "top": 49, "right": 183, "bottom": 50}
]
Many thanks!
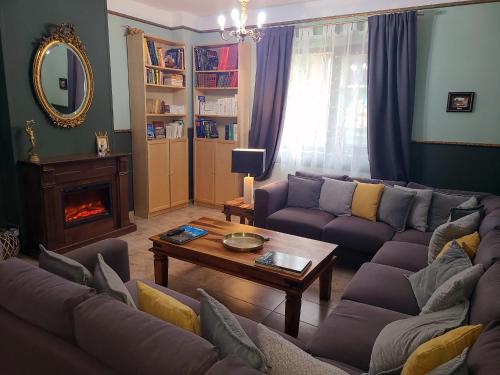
[{"left": 18, "top": 153, "right": 136, "bottom": 254}]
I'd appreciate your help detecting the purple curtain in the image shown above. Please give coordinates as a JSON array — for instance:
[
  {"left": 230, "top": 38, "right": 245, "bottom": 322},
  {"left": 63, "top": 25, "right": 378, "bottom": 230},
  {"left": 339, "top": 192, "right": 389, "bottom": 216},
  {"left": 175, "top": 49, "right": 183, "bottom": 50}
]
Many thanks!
[
  {"left": 367, "top": 12, "right": 417, "bottom": 181},
  {"left": 249, "top": 26, "right": 294, "bottom": 181}
]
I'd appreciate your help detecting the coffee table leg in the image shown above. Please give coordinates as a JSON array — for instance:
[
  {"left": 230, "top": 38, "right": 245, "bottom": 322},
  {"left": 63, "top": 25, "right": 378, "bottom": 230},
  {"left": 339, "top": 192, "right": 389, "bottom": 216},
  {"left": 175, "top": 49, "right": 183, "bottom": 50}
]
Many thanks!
[
  {"left": 154, "top": 253, "right": 169, "bottom": 287},
  {"left": 319, "top": 261, "right": 334, "bottom": 301},
  {"left": 285, "top": 292, "right": 302, "bottom": 337}
]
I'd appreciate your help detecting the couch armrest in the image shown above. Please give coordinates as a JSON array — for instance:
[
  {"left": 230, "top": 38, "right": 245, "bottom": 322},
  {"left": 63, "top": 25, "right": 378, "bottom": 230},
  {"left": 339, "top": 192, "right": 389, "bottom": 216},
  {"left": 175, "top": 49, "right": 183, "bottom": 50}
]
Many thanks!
[
  {"left": 254, "top": 180, "right": 289, "bottom": 228},
  {"left": 65, "top": 239, "right": 130, "bottom": 282}
]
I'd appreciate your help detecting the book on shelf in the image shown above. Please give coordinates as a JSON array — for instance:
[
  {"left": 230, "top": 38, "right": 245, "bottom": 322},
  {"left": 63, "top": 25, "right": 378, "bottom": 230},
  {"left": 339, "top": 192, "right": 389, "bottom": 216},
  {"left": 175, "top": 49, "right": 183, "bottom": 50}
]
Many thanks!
[
  {"left": 195, "top": 119, "right": 219, "bottom": 139},
  {"left": 146, "top": 99, "right": 185, "bottom": 115},
  {"left": 255, "top": 251, "right": 312, "bottom": 276},
  {"left": 224, "top": 123, "right": 238, "bottom": 141},
  {"left": 165, "top": 48, "right": 184, "bottom": 70},
  {"left": 196, "top": 72, "right": 237, "bottom": 88},
  {"left": 153, "top": 121, "right": 166, "bottom": 139},
  {"left": 196, "top": 95, "right": 238, "bottom": 117},
  {"left": 194, "top": 45, "right": 238, "bottom": 71},
  {"left": 166, "top": 120, "right": 184, "bottom": 139},
  {"left": 145, "top": 39, "right": 184, "bottom": 70},
  {"left": 146, "top": 68, "right": 184, "bottom": 87},
  {"left": 147, "top": 123, "right": 155, "bottom": 140}
]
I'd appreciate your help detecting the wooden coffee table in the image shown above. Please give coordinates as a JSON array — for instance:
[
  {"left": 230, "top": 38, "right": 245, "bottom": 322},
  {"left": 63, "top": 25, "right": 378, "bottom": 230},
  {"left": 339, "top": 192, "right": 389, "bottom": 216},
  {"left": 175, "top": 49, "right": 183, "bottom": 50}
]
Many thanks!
[{"left": 149, "top": 217, "right": 337, "bottom": 337}]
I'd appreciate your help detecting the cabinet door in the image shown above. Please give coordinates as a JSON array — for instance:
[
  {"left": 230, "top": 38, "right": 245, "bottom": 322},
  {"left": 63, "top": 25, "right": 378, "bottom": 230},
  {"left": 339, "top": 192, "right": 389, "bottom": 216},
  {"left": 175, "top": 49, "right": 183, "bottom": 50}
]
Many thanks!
[
  {"left": 170, "top": 138, "right": 189, "bottom": 207},
  {"left": 194, "top": 140, "right": 215, "bottom": 204},
  {"left": 148, "top": 141, "right": 170, "bottom": 213},
  {"left": 215, "top": 142, "right": 240, "bottom": 205}
]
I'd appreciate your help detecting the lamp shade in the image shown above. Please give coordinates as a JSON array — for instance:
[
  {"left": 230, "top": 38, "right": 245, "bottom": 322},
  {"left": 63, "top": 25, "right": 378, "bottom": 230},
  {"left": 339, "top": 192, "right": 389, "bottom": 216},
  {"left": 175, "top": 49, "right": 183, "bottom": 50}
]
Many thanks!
[{"left": 231, "top": 149, "right": 266, "bottom": 176}]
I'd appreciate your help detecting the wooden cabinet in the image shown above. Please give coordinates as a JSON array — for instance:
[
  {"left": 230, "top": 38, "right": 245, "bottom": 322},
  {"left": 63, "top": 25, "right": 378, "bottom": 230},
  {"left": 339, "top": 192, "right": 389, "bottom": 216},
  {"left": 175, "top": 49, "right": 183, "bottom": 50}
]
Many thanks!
[
  {"left": 170, "top": 138, "right": 189, "bottom": 207},
  {"left": 194, "top": 139, "right": 240, "bottom": 207},
  {"left": 148, "top": 141, "right": 171, "bottom": 213}
]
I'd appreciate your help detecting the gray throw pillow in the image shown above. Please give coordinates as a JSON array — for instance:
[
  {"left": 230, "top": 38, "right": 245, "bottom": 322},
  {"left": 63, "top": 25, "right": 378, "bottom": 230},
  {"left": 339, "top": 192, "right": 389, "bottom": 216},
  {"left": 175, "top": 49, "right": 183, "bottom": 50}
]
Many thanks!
[
  {"left": 408, "top": 242, "right": 472, "bottom": 309},
  {"left": 318, "top": 178, "right": 357, "bottom": 216},
  {"left": 93, "top": 254, "right": 136, "bottom": 308},
  {"left": 394, "top": 186, "right": 433, "bottom": 232},
  {"left": 428, "top": 192, "right": 471, "bottom": 231},
  {"left": 197, "top": 288, "right": 267, "bottom": 372},
  {"left": 256, "top": 323, "right": 349, "bottom": 375},
  {"left": 428, "top": 212, "right": 481, "bottom": 264},
  {"left": 427, "top": 348, "right": 469, "bottom": 375},
  {"left": 367, "top": 302, "right": 470, "bottom": 375},
  {"left": 38, "top": 244, "right": 93, "bottom": 285},
  {"left": 287, "top": 174, "right": 324, "bottom": 209},
  {"left": 422, "top": 264, "right": 484, "bottom": 313},
  {"left": 377, "top": 186, "right": 416, "bottom": 232}
]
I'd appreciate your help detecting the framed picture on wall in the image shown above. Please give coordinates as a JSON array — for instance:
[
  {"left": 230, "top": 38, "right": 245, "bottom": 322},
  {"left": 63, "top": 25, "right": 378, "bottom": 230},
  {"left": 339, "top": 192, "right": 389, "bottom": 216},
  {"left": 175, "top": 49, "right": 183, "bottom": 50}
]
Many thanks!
[
  {"left": 447, "top": 92, "right": 475, "bottom": 112},
  {"left": 59, "top": 78, "right": 68, "bottom": 90}
]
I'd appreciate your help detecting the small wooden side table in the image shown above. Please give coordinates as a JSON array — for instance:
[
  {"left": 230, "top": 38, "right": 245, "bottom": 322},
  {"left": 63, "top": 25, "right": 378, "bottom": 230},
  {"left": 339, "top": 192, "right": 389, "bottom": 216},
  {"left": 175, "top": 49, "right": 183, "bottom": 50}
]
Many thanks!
[{"left": 223, "top": 197, "right": 254, "bottom": 226}]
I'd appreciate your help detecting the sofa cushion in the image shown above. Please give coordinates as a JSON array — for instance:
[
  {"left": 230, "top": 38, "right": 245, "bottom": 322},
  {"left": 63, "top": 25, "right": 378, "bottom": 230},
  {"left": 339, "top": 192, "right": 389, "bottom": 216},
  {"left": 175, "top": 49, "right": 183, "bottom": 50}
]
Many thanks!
[
  {"left": 392, "top": 229, "right": 433, "bottom": 246},
  {"left": 318, "top": 177, "right": 357, "bottom": 216},
  {"left": 39, "top": 245, "right": 93, "bottom": 286},
  {"left": 322, "top": 216, "right": 394, "bottom": 255},
  {"left": 470, "top": 262, "right": 500, "bottom": 325},
  {"left": 267, "top": 207, "right": 335, "bottom": 240},
  {"left": 406, "top": 182, "right": 490, "bottom": 198},
  {"left": 94, "top": 254, "right": 136, "bottom": 308},
  {"left": 474, "top": 229, "right": 500, "bottom": 269},
  {"left": 479, "top": 209, "right": 500, "bottom": 239},
  {"left": 307, "top": 300, "right": 410, "bottom": 371},
  {"left": 467, "top": 320, "right": 500, "bottom": 374},
  {"left": 74, "top": 294, "right": 218, "bottom": 375},
  {"left": 428, "top": 192, "right": 471, "bottom": 231},
  {"left": 394, "top": 186, "right": 433, "bottom": 232},
  {"left": 287, "top": 174, "right": 324, "bottom": 209},
  {"left": 371, "top": 241, "right": 428, "bottom": 272},
  {"left": 342, "top": 263, "right": 419, "bottom": 315},
  {"left": 318, "top": 358, "right": 364, "bottom": 375},
  {"left": 346, "top": 176, "right": 406, "bottom": 187},
  {"left": 0, "top": 258, "right": 95, "bottom": 339},
  {"left": 205, "top": 355, "right": 264, "bottom": 375},
  {"left": 376, "top": 186, "right": 416, "bottom": 232},
  {"left": 481, "top": 195, "right": 500, "bottom": 215},
  {"left": 351, "top": 182, "right": 384, "bottom": 222}
]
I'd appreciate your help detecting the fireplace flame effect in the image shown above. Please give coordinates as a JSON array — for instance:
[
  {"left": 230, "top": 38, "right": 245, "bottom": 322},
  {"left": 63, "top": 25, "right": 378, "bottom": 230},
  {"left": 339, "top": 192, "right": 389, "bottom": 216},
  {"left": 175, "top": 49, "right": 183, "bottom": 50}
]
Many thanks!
[{"left": 65, "top": 200, "right": 106, "bottom": 223}]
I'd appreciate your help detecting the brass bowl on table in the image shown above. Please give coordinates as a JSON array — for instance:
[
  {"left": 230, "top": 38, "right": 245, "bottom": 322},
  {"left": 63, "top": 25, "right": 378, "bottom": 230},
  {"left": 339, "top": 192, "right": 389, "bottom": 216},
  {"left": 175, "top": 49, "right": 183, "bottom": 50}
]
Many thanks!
[{"left": 222, "top": 232, "right": 268, "bottom": 252}]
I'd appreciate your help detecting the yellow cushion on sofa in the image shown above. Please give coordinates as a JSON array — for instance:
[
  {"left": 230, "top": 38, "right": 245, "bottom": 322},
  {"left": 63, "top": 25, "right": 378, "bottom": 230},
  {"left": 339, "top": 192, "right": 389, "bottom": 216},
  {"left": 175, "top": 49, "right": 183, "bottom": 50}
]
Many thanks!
[
  {"left": 137, "top": 281, "right": 200, "bottom": 335},
  {"left": 437, "top": 231, "right": 481, "bottom": 259},
  {"left": 401, "top": 324, "right": 483, "bottom": 375},
  {"left": 351, "top": 181, "right": 384, "bottom": 222}
]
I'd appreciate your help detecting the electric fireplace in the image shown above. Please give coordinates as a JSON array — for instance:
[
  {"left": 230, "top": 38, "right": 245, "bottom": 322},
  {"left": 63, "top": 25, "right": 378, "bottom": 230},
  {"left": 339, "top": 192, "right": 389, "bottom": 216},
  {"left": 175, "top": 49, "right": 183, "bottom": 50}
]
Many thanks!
[
  {"left": 63, "top": 183, "right": 112, "bottom": 226},
  {"left": 19, "top": 153, "right": 136, "bottom": 254}
]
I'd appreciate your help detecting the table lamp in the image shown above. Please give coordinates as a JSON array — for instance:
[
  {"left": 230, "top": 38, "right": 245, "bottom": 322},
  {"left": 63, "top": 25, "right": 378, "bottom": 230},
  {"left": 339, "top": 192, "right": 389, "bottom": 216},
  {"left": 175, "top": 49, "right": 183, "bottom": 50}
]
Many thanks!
[{"left": 231, "top": 149, "right": 266, "bottom": 204}]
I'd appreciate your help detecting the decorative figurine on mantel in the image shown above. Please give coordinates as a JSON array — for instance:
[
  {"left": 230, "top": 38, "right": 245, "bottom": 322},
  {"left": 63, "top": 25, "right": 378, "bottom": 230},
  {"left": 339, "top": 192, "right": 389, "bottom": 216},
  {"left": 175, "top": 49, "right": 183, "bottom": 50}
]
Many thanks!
[
  {"left": 95, "top": 132, "right": 109, "bottom": 157},
  {"left": 25, "top": 120, "right": 40, "bottom": 162}
]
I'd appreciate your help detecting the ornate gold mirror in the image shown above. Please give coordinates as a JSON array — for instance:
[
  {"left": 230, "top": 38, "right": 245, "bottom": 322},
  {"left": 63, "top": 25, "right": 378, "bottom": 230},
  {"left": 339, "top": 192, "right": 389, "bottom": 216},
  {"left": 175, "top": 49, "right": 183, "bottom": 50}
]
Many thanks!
[{"left": 33, "top": 23, "right": 94, "bottom": 128}]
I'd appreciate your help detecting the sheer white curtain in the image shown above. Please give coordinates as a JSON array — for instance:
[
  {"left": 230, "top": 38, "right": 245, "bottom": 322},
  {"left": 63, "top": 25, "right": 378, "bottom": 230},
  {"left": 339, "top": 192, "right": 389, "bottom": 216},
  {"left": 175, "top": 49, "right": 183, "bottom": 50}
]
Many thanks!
[{"left": 276, "top": 22, "right": 370, "bottom": 178}]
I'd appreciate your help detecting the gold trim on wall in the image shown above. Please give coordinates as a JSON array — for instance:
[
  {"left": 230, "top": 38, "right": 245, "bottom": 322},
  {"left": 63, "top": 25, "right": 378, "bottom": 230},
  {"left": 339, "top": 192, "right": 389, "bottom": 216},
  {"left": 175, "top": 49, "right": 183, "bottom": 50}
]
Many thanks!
[
  {"left": 412, "top": 140, "right": 500, "bottom": 148},
  {"left": 32, "top": 23, "right": 94, "bottom": 128}
]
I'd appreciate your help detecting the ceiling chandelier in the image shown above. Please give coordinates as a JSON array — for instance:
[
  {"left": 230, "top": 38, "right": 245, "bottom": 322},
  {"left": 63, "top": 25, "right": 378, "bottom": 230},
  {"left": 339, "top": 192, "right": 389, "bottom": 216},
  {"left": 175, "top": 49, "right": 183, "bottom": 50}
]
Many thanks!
[{"left": 217, "top": 0, "right": 266, "bottom": 43}]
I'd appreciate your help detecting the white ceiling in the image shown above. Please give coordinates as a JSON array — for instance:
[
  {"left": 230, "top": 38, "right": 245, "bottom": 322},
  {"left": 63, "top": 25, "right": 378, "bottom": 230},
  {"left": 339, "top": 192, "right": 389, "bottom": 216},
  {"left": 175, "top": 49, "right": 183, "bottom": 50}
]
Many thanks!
[
  {"left": 134, "top": 0, "right": 309, "bottom": 16},
  {"left": 107, "top": 0, "right": 471, "bottom": 30}
]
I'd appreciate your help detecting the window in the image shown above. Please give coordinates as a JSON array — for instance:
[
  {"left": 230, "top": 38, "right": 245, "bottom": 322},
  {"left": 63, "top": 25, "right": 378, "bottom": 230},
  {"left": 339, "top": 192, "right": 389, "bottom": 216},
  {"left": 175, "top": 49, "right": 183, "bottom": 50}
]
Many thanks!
[{"left": 277, "top": 23, "right": 369, "bottom": 178}]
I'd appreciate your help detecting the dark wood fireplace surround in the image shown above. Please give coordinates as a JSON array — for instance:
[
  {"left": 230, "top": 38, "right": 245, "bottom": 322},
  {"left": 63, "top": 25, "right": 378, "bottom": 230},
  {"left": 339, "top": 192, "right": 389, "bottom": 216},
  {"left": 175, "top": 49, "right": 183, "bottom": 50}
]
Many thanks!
[{"left": 19, "top": 153, "right": 136, "bottom": 254}]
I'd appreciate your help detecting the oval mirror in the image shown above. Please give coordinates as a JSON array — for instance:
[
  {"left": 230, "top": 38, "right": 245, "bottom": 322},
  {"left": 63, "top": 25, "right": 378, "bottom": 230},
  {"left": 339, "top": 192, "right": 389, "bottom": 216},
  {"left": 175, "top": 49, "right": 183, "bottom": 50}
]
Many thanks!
[{"left": 33, "top": 24, "right": 94, "bottom": 128}]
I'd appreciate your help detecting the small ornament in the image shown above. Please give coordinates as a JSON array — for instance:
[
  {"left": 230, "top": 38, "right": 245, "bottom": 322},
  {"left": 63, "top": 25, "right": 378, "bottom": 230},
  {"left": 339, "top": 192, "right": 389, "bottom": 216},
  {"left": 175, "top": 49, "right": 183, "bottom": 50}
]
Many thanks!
[{"left": 25, "top": 120, "right": 40, "bottom": 162}]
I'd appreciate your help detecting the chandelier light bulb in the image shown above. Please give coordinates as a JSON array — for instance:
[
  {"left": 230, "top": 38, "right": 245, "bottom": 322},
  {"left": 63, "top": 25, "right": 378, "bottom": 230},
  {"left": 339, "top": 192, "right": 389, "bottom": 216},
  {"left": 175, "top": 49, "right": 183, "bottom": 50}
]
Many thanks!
[
  {"left": 231, "top": 8, "right": 240, "bottom": 22},
  {"left": 218, "top": 15, "right": 226, "bottom": 31},
  {"left": 257, "top": 11, "right": 266, "bottom": 29}
]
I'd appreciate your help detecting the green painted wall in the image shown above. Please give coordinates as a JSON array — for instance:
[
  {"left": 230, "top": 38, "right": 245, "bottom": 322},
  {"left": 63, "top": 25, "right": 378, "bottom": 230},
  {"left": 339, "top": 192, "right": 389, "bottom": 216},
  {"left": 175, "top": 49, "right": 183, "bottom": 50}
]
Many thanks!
[
  {"left": 0, "top": 0, "right": 115, "bottom": 228},
  {"left": 413, "top": 2, "right": 500, "bottom": 144}
]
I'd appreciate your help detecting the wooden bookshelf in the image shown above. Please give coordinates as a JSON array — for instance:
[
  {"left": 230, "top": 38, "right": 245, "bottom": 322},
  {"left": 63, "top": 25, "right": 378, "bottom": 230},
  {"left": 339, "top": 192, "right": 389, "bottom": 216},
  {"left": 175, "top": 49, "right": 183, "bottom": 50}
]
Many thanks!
[
  {"left": 127, "top": 30, "right": 189, "bottom": 218},
  {"left": 192, "top": 43, "right": 251, "bottom": 207}
]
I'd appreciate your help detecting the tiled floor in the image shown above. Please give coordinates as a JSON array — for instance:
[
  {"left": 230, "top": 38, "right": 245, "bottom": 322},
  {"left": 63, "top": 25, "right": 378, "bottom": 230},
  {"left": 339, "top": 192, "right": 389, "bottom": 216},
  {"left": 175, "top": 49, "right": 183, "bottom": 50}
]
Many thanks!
[{"left": 119, "top": 205, "right": 356, "bottom": 343}]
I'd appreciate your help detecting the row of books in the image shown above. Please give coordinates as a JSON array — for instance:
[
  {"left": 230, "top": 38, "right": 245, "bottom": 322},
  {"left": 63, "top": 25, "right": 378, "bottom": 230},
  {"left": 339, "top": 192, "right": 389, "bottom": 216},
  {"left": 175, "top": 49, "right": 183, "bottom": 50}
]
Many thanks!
[
  {"left": 145, "top": 40, "right": 185, "bottom": 70},
  {"left": 146, "top": 69, "right": 184, "bottom": 87},
  {"left": 224, "top": 123, "right": 238, "bottom": 141},
  {"left": 196, "top": 95, "right": 238, "bottom": 117},
  {"left": 147, "top": 120, "right": 184, "bottom": 140},
  {"left": 196, "top": 72, "right": 238, "bottom": 88},
  {"left": 194, "top": 46, "right": 238, "bottom": 71},
  {"left": 195, "top": 119, "right": 219, "bottom": 139},
  {"left": 146, "top": 99, "right": 185, "bottom": 115}
]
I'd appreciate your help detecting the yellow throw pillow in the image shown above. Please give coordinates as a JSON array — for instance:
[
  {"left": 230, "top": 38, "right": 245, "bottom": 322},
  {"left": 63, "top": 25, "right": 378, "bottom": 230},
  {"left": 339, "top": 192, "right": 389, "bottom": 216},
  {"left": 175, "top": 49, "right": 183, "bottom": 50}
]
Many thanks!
[
  {"left": 402, "top": 324, "right": 483, "bottom": 375},
  {"left": 137, "top": 281, "right": 200, "bottom": 335},
  {"left": 351, "top": 181, "right": 385, "bottom": 222},
  {"left": 437, "top": 231, "right": 481, "bottom": 258}
]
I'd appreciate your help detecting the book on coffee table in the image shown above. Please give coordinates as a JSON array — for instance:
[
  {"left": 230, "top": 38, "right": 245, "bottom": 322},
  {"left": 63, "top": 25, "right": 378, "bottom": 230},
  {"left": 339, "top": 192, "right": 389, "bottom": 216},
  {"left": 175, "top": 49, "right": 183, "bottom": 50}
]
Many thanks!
[
  {"left": 255, "top": 251, "right": 312, "bottom": 275},
  {"left": 160, "top": 225, "right": 208, "bottom": 245}
]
